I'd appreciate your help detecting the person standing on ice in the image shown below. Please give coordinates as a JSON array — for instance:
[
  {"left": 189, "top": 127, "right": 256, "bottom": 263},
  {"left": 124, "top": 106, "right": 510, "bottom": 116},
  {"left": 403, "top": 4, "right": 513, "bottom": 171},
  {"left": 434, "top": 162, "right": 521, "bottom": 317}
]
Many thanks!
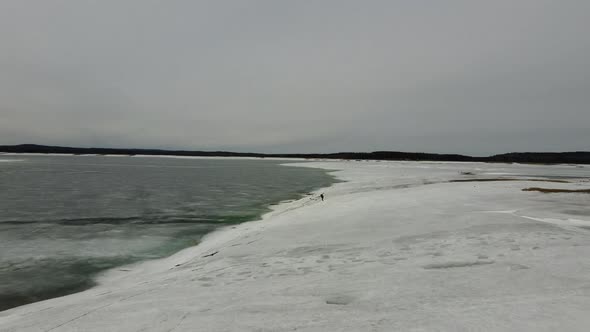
[{"left": 320, "top": 193, "right": 324, "bottom": 201}]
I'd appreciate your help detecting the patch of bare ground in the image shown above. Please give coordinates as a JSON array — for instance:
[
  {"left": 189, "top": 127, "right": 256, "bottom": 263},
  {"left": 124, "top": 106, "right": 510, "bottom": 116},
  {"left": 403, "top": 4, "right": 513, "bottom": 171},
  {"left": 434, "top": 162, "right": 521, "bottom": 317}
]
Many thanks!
[{"left": 522, "top": 187, "right": 590, "bottom": 194}]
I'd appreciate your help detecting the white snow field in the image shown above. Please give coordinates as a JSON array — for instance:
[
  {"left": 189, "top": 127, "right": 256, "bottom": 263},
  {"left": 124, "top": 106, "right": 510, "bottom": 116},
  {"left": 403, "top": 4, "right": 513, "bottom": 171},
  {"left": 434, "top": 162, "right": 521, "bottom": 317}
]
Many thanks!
[{"left": 1, "top": 161, "right": 590, "bottom": 332}]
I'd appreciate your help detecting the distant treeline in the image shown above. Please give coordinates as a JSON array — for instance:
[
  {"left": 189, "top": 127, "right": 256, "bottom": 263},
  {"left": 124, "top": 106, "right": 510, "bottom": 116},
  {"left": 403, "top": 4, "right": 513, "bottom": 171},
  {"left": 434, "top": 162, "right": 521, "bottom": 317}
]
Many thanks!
[{"left": 1, "top": 144, "right": 590, "bottom": 164}]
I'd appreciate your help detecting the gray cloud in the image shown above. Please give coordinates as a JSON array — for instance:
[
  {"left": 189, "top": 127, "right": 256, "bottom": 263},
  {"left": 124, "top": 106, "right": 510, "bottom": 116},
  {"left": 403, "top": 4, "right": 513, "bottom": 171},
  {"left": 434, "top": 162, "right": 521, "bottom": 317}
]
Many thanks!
[{"left": 1, "top": 0, "right": 589, "bottom": 154}]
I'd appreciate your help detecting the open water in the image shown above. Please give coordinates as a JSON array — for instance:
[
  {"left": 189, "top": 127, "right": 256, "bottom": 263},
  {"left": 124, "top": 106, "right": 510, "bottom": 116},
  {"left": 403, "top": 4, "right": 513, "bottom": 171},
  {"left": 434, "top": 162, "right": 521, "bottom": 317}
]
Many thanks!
[{"left": 0, "top": 155, "right": 335, "bottom": 311}]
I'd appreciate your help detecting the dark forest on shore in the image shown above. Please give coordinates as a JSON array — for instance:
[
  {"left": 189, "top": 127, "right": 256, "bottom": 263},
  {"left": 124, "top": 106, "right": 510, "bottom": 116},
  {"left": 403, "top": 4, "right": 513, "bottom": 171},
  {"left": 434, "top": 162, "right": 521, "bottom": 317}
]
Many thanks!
[{"left": 2, "top": 144, "right": 590, "bottom": 164}]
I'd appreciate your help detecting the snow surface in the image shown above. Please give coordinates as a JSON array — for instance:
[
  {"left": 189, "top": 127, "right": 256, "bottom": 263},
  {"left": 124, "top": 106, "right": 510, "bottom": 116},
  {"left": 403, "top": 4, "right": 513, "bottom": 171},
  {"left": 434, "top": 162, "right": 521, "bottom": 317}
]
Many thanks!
[{"left": 1, "top": 160, "right": 590, "bottom": 331}]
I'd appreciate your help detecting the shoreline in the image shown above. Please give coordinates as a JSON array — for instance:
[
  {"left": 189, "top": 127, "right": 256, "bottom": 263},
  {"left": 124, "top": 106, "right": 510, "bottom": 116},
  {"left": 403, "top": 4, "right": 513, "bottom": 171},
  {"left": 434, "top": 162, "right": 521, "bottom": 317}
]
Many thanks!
[
  {"left": 2, "top": 160, "right": 590, "bottom": 331},
  {"left": 0, "top": 160, "right": 338, "bottom": 315},
  {"left": 94, "top": 162, "right": 339, "bottom": 288},
  {"left": 3, "top": 144, "right": 590, "bottom": 164},
  {"left": 0, "top": 152, "right": 311, "bottom": 162},
  {"left": 0, "top": 156, "right": 336, "bottom": 312}
]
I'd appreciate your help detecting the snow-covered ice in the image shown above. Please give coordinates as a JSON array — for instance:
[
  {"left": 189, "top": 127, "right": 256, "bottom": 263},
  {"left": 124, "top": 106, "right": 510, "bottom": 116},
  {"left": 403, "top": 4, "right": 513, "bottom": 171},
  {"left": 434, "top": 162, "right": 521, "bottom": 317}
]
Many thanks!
[{"left": 1, "top": 161, "right": 590, "bottom": 331}]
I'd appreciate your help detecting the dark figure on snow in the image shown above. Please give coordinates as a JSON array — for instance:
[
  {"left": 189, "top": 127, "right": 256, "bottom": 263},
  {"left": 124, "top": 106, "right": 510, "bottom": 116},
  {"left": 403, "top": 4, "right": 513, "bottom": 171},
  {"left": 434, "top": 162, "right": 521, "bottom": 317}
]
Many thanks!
[{"left": 320, "top": 193, "right": 324, "bottom": 201}]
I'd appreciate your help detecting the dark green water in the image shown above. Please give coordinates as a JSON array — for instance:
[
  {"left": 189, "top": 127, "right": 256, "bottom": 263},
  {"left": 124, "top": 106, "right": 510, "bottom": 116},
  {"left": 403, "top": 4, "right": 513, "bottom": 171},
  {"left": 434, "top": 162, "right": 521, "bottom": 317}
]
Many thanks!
[{"left": 0, "top": 155, "right": 335, "bottom": 311}]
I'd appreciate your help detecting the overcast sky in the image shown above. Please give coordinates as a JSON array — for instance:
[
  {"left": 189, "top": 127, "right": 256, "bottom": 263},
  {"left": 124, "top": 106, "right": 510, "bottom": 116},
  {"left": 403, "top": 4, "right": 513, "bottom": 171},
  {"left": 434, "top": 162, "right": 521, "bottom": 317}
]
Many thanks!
[{"left": 1, "top": 1, "right": 588, "bottom": 155}]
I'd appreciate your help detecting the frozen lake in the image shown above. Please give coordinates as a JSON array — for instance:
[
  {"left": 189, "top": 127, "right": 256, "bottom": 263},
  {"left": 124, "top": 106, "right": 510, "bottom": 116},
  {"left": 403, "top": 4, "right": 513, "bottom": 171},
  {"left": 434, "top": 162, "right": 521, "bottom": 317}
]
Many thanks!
[
  {"left": 1, "top": 160, "right": 589, "bottom": 331},
  {"left": 0, "top": 155, "right": 335, "bottom": 311}
]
